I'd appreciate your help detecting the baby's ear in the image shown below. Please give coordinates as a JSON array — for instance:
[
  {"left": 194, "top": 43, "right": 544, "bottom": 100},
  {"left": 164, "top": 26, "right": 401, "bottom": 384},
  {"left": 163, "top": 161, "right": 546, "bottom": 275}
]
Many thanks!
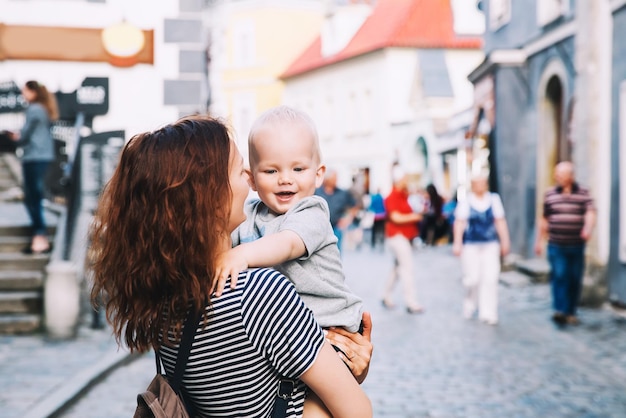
[
  {"left": 246, "top": 169, "right": 258, "bottom": 191},
  {"left": 315, "top": 165, "right": 326, "bottom": 188}
]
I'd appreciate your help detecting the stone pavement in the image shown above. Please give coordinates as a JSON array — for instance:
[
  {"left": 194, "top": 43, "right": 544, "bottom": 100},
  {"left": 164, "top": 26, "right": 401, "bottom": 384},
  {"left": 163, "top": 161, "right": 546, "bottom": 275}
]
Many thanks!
[
  {"left": 54, "top": 245, "right": 626, "bottom": 418},
  {"left": 0, "top": 198, "right": 132, "bottom": 418}
]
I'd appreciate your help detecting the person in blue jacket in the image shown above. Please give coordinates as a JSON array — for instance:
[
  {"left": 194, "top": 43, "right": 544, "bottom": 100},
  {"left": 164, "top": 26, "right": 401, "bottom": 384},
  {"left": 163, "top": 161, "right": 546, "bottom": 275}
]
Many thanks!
[{"left": 9, "top": 80, "right": 58, "bottom": 254}]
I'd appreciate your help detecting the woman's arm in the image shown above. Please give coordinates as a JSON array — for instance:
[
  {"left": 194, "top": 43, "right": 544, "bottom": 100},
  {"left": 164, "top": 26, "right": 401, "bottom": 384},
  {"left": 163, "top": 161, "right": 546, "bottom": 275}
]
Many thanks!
[
  {"left": 15, "top": 106, "right": 42, "bottom": 145},
  {"left": 495, "top": 217, "right": 510, "bottom": 256},
  {"left": 452, "top": 219, "right": 467, "bottom": 256},
  {"left": 303, "top": 312, "right": 374, "bottom": 417},
  {"left": 300, "top": 341, "right": 372, "bottom": 418},
  {"left": 388, "top": 210, "right": 422, "bottom": 225}
]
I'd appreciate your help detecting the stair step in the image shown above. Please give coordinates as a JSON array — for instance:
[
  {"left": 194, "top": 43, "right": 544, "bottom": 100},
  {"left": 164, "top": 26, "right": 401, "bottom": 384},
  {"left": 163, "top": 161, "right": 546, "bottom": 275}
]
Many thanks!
[
  {"left": 0, "top": 224, "right": 57, "bottom": 237},
  {"left": 0, "top": 224, "right": 56, "bottom": 237},
  {"left": 0, "top": 253, "right": 50, "bottom": 271},
  {"left": 0, "top": 236, "right": 32, "bottom": 252},
  {"left": 0, "top": 187, "right": 22, "bottom": 202},
  {"left": 0, "top": 178, "right": 17, "bottom": 189},
  {"left": 0, "top": 291, "right": 42, "bottom": 313},
  {"left": 0, "top": 314, "right": 41, "bottom": 334},
  {"left": 0, "top": 270, "right": 44, "bottom": 290}
]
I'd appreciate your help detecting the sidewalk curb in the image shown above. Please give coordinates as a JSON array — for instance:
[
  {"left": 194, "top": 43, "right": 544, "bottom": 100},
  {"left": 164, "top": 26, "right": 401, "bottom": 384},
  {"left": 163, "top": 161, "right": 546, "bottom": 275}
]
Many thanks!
[{"left": 23, "top": 347, "right": 135, "bottom": 418}]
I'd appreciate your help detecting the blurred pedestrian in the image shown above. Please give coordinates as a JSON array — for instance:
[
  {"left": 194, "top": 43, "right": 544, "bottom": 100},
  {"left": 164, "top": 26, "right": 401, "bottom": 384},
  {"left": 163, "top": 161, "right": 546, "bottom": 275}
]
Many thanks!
[
  {"left": 315, "top": 168, "right": 358, "bottom": 253},
  {"left": 9, "top": 80, "right": 58, "bottom": 254},
  {"left": 368, "top": 188, "right": 386, "bottom": 250},
  {"left": 442, "top": 190, "right": 458, "bottom": 243},
  {"left": 452, "top": 174, "right": 510, "bottom": 325},
  {"left": 381, "top": 168, "right": 424, "bottom": 314},
  {"left": 534, "top": 161, "right": 596, "bottom": 326},
  {"left": 420, "top": 183, "right": 447, "bottom": 245}
]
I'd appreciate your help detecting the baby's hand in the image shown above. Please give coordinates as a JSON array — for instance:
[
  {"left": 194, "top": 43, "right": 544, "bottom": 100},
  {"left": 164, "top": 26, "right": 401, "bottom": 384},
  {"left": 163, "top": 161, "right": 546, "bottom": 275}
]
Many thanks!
[{"left": 213, "top": 247, "right": 249, "bottom": 297}]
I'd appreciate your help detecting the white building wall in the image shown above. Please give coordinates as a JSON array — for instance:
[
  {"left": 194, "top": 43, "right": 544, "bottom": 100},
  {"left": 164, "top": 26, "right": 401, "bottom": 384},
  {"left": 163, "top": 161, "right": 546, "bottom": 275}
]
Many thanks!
[
  {"left": 444, "top": 49, "right": 485, "bottom": 114},
  {"left": 0, "top": 0, "right": 181, "bottom": 138},
  {"left": 284, "top": 48, "right": 433, "bottom": 193},
  {"left": 383, "top": 49, "right": 420, "bottom": 125}
]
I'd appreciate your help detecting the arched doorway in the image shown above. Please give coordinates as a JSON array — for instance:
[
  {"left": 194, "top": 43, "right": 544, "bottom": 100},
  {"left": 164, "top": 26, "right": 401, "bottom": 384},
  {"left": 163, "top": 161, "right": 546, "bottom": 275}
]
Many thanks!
[
  {"left": 537, "top": 60, "right": 569, "bottom": 228},
  {"left": 545, "top": 76, "right": 572, "bottom": 162}
]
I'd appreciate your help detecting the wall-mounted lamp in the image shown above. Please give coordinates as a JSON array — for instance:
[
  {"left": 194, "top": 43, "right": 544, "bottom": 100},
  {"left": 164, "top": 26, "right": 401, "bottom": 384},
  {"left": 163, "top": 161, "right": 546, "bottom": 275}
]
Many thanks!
[{"left": 101, "top": 21, "right": 145, "bottom": 67}]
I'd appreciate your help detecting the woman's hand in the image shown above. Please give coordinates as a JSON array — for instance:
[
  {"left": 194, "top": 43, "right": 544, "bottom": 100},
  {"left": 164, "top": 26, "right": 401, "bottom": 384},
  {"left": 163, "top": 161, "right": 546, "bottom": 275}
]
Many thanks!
[{"left": 324, "top": 312, "right": 373, "bottom": 384}]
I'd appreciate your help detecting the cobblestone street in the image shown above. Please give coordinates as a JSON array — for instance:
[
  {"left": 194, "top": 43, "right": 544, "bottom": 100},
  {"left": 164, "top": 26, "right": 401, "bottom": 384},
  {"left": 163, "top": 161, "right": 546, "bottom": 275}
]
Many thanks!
[{"left": 59, "top": 245, "right": 626, "bottom": 418}]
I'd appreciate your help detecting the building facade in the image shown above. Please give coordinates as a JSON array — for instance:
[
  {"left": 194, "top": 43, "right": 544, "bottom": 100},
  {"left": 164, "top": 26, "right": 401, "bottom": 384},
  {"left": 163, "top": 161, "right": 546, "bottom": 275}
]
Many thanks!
[
  {"left": 203, "top": 0, "right": 325, "bottom": 157},
  {"left": 610, "top": 0, "right": 626, "bottom": 306},
  {"left": 469, "top": 0, "right": 626, "bottom": 306},
  {"left": 280, "top": 0, "right": 483, "bottom": 193},
  {"left": 0, "top": 0, "right": 209, "bottom": 138}
]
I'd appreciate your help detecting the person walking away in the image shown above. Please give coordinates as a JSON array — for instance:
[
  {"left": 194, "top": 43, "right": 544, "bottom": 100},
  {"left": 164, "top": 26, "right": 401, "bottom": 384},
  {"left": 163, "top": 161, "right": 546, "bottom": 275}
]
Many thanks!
[
  {"left": 315, "top": 169, "right": 358, "bottom": 253},
  {"left": 452, "top": 174, "right": 510, "bottom": 325},
  {"left": 381, "top": 169, "right": 424, "bottom": 314},
  {"left": 368, "top": 188, "right": 386, "bottom": 250},
  {"left": 442, "top": 190, "right": 458, "bottom": 243},
  {"left": 9, "top": 80, "right": 58, "bottom": 254},
  {"left": 420, "top": 183, "right": 447, "bottom": 245},
  {"left": 534, "top": 161, "right": 596, "bottom": 326},
  {"left": 89, "top": 115, "right": 372, "bottom": 418}
]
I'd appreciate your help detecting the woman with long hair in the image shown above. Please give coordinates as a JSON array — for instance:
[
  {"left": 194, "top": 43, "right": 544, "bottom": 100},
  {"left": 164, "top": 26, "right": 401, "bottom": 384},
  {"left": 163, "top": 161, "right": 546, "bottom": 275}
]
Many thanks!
[
  {"left": 89, "top": 115, "right": 373, "bottom": 417},
  {"left": 10, "top": 80, "right": 59, "bottom": 254},
  {"left": 420, "top": 183, "right": 446, "bottom": 245}
]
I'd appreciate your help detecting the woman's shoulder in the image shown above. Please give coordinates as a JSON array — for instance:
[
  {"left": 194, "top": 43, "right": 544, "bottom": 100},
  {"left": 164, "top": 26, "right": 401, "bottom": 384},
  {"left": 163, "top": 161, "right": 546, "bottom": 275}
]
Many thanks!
[
  {"left": 26, "top": 103, "right": 48, "bottom": 120},
  {"left": 27, "top": 103, "right": 46, "bottom": 113},
  {"left": 238, "top": 268, "right": 312, "bottom": 331},
  {"left": 243, "top": 267, "right": 296, "bottom": 295}
]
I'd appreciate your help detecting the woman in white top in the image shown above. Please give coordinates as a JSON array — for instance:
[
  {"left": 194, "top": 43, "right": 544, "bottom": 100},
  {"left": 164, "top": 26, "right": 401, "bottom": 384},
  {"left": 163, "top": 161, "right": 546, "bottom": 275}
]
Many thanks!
[{"left": 452, "top": 174, "right": 510, "bottom": 325}]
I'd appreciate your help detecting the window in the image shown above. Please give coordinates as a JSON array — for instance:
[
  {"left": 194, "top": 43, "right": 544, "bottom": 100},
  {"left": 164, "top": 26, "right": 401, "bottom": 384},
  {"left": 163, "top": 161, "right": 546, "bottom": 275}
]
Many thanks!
[
  {"left": 489, "top": 0, "right": 511, "bottom": 30},
  {"left": 346, "top": 92, "right": 357, "bottom": 136},
  {"left": 537, "top": 0, "right": 568, "bottom": 26},
  {"left": 232, "top": 91, "right": 256, "bottom": 158},
  {"left": 359, "top": 90, "right": 373, "bottom": 134},
  {"left": 233, "top": 20, "right": 255, "bottom": 68}
]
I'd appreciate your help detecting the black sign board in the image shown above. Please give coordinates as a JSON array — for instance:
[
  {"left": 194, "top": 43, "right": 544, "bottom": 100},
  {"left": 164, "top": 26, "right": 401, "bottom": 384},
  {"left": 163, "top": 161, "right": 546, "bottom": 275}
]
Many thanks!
[
  {"left": 0, "top": 81, "right": 27, "bottom": 114},
  {"left": 0, "top": 77, "right": 109, "bottom": 117},
  {"left": 76, "top": 77, "right": 109, "bottom": 116}
]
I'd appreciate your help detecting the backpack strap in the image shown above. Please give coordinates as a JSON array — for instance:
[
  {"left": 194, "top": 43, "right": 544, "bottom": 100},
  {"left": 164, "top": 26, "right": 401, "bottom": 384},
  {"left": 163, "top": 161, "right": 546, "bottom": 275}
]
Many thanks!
[
  {"left": 271, "top": 379, "right": 296, "bottom": 418},
  {"left": 154, "top": 307, "right": 202, "bottom": 394}
]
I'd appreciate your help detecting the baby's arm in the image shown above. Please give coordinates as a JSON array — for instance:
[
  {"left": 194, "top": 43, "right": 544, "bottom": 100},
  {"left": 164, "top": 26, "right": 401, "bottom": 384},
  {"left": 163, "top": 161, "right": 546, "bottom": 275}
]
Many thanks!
[{"left": 213, "top": 230, "right": 306, "bottom": 296}]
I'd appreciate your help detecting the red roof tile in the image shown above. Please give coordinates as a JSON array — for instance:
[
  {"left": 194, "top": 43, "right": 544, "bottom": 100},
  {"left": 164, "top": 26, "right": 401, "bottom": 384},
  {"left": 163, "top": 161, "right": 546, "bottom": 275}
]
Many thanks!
[{"left": 281, "top": 0, "right": 483, "bottom": 78}]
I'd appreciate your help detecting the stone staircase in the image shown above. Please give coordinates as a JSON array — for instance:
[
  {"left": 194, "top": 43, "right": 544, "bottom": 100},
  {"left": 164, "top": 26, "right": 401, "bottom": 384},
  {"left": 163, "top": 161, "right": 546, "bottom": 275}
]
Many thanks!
[{"left": 0, "top": 155, "right": 56, "bottom": 333}]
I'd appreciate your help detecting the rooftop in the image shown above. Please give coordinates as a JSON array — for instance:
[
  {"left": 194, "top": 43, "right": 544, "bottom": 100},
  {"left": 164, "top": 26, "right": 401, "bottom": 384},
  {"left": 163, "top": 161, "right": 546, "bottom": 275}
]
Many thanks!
[{"left": 281, "top": 0, "right": 483, "bottom": 78}]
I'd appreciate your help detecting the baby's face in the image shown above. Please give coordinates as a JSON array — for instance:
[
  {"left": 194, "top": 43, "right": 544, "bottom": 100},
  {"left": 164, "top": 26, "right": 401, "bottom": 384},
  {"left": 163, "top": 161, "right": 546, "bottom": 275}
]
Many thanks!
[{"left": 249, "top": 121, "right": 324, "bottom": 215}]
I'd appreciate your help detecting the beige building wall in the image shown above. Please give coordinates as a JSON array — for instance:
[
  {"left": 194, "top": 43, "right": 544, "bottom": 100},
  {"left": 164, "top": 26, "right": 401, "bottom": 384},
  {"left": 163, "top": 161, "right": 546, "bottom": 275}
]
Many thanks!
[{"left": 206, "top": 1, "right": 325, "bottom": 157}]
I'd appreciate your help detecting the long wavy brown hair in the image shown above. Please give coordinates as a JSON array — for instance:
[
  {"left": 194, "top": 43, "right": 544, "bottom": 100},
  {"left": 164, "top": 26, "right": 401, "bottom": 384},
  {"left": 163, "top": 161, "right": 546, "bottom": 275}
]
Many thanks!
[
  {"left": 25, "top": 80, "right": 59, "bottom": 121},
  {"left": 89, "top": 116, "right": 233, "bottom": 353}
]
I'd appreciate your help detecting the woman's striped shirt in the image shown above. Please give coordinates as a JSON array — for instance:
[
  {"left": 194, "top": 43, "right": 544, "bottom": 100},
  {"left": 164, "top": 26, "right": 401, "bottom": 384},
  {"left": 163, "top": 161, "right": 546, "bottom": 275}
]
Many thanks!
[{"left": 159, "top": 267, "right": 325, "bottom": 417}]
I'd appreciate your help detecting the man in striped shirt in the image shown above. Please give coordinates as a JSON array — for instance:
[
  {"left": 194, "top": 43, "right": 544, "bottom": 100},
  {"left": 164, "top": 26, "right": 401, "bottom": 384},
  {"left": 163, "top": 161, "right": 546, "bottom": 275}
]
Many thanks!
[{"left": 534, "top": 162, "right": 596, "bottom": 326}]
